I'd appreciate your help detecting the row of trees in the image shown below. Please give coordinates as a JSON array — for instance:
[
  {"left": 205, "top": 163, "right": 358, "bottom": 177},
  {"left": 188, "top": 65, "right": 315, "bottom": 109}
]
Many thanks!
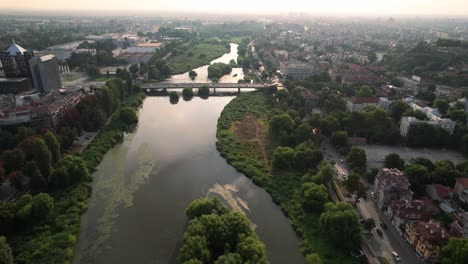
[
  {"left": 207, "top": 62, "right": 233, "bottom": 80},
  {"left": 179, "top": 198, "right": 268, "bottom": 264}
]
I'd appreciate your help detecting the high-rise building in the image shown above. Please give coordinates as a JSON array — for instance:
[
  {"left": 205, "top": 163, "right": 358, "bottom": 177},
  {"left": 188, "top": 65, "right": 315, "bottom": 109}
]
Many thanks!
[
  {"left": 29, "top": 54, "right": 62, "bottom": 94},
  {"left": 0, "top": 40, "right": 34, "bottom": 79}
]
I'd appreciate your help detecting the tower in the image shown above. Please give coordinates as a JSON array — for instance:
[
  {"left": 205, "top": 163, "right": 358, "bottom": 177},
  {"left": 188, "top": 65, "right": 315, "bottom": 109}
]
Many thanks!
[{"left": 0, "top": 40, "right": 34, "bottom": 79}]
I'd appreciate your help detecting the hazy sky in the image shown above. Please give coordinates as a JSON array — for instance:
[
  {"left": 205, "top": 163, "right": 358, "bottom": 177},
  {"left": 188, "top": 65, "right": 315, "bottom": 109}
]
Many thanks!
[{"left": 2, "top": 0, "right": 468, "bottom": 16}]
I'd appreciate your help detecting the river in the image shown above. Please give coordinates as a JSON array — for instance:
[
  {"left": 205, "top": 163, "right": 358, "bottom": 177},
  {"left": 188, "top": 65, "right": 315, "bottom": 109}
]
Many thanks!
[
  {"left": 73, "top": 47, "right": 305, "bottom": 264},
  {"left": 162, "top": 43, "right": 245, "bottom": 84}
]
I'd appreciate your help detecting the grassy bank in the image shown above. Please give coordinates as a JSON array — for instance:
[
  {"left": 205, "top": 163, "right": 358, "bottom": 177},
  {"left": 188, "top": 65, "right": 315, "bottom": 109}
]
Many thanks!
[
  {"left": 216, "top": 92, "right": 359, "bottom": 264},
  {"left": 10, "top": 92, "right": 146, "bottom": 264},
  {"left": 168, "top": 42, "right": 229, "bottom": 74}
]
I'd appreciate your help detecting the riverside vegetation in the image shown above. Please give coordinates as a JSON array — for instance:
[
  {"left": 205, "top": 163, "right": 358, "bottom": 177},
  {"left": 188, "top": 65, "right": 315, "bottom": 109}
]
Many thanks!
[
  {"left": 178, "top": 198, "right": 268, "bottom": 264},
  {"left": 216, "top": 91, "right": 362, "bottom": 264},
  {"left": 0, "top": 72, "right": 145, "bottom": 263}
]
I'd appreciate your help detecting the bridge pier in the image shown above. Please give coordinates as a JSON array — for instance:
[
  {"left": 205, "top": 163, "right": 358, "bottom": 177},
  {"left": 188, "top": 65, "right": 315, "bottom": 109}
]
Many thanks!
[
  {"left": 238, "top": 87, "right": 241, "bottom": 93},
  {"left": 213, "top": 87, "right": 216, "bottom": 94}
]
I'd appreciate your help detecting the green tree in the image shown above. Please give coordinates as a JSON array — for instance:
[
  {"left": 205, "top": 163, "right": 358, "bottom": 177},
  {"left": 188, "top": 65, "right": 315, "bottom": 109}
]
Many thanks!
[
  {"left": 441, "top": 237, "right": 468, "bottom": 264},
  {"left": 433, "top": 99, "right": 450, "bottom": 115},
  {"left": 49, "top": 155, "right": 90, "bottom": 187},
  {"left": 330, "top": 131, "right": 348, "bottom": 148},
  {"left": 169, "top": 91, "right": 180, "bottom": 103},
  {"left": 215, "top": 253, "right": 242, "bottom": 264},
  {"left": 294, "top": 144, "right": 323, "bottom": 171},
  {"left": 346, "top": 147, "right": 367, "bottom": 172},
  {"left": 311, "top": 164, "right": 334, "bottom": 184},
  {"left": 363, "top": 218, "right": 376, "bottom": 231},
  {"left": 185, "top": 198, "right": 227, "bottom": 220},
  {"left": 269, "top": 114, "right": 295, "bottom": 137},
  {"left": 0, "top": 236, "right": 13, "bottom": 264},
  {"left": 383, "top": 153, "right": 405, "bottom": 170},
  {"left": 390, "top": 101, "right": 410, "bottom": 123},
  {"left": 272, "top": 146, "right": 295, "bottom": 170},
  {"left": 404, "top": 163, "right": 430, "bottom": 196},
  {"left": 343, "top": 173, "right": 360, "bottom": 193},
  {"left": 198, "top": 86, "right": 210, "bottom": 98},
  {"left": 306, "top": 253, "right": 322, "bottom": 264},
  {"left": 24, "top": 161, "right": 46, "bottom": 191},
  {"left": 179, "top": 235, "right": 211, "bottom": 264},
  {"left": 129, "top": 64, "right": 139, "bottom": 76},
  {"left": 319, "top": 202, "right": 361, "bottom": 250},
  {"left": 356, "top": 85, "right": 374, "bottom": 97},
  {"left": 43, "top": 131, "right": 61, "bottom": 163},
  {"left": 1, "top": 148, "right": 25, "bottom": 173},
  {"left": 301, "top": 182, "right": 329, "bottom": 211},
  {"left": 119, "top": 107, "right": 138, "bottom": 124},
  {"left": 189, "top": 71, "right": 198, "bottom": 79},
  {"left": 31, "top": 193, "right": 54, "bottom": 221},
  {"left": 183, "top": 88, "right": 194, "bottom": 99},
  {"left": 236, "top": 236, "right": 268, "bottom": 264},
  {"left": 31, "top": 138, "right": 52, "bottom": 177}
]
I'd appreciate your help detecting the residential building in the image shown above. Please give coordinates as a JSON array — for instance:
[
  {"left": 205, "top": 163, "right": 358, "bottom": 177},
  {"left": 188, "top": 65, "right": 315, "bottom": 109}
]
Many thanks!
[
  {"left": 426, "top": 184, "right": 454, "bottom": 201},
  {"left": 400, "top": 75, "right": 423, "bottom": 94},
  {"left": 303, "top": 91, "right": 319, "bottom": 113},
  {"left": 385, "top": 199, "right": 433, "bottom": 234},
  {"left": 374, "top": 168, "right": 413, "bottom": 209},
  {"left": 0, "top": 94, "right": 15, "bottom": 109},
  {"left": 345, "top": 97, "right": 391, "bottom": 112},
  {"left": 0, "top": 106, "right": 32, "bottom": 126},
  {"left": 399, "top": 98, "right": 456, "bottom": 136},
  {"left": 115, "top": 47, "right": 156, "bottom": 64},
  {"left": 454, "top": 178, "right": 468, "bottom": 204},
  {"left": 404, "top": 220, "right": 450, "bottom": 263},
  {"left": 0, "top": 78, "right": 33, "bottom": 94},
  {"left": 29, "top": 55, "right": 62, "bottom": 94},
  {"left": 280, "top": 61, "right": 315, "bottom": 80},
  {"left": 274, "top": 50, "right": 289, "bottom": 62},
  {"left": 450, "top": 212, "right": 468, "bottom": 238},
  {"left": 0, "top": 40, "right": 34, "bottom": 79}
]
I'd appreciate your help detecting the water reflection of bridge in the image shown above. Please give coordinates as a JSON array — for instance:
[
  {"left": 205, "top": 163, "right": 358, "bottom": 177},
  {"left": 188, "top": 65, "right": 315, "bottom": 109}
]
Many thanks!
[{"left": 141, "top": 83, "right": 269, "bottom": 93}]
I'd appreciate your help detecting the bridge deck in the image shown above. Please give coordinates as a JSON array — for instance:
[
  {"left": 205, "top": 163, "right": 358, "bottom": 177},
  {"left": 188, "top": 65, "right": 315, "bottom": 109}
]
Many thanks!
[{"left": 141, "top": 83, "right": 268, "bottom": 89}]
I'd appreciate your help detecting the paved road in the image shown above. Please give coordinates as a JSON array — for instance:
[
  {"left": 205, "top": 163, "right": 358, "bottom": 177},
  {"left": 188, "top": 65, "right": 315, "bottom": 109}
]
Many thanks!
[{"left": 321, "top": 140, "right": 422, "bottom": 264}]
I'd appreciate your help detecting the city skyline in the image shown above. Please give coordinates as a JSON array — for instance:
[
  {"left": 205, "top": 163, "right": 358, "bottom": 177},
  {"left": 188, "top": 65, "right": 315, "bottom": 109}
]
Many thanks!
[{"left": 1, "top": 0, "right": 468, "bottom": 16}]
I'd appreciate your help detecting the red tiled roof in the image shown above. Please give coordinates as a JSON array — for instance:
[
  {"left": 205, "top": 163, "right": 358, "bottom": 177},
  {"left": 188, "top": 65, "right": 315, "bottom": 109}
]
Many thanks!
[
  {"left": 455, "top": 178, "right": 468, "bottom": 188},
  {"left": 431, "top": 184, "right": 454, "bottom": 199}
]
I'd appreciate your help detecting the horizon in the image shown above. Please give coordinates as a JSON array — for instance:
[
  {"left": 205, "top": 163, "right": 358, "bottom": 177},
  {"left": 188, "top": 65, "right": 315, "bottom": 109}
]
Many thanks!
[{"left": 1, "top": 0, "right": 468, "bottom": 17}]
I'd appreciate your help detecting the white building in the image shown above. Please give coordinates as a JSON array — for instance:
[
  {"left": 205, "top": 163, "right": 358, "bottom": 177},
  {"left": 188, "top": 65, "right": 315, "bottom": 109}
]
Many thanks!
[
  {"left": 399, "top": 98, "right": 456, "bottom": 136},
  {"left": 280, "top": 61, "right": 315, "bottom": 80},
  {"left": 346, "top": 97, "right": 391, "bottom": 112},
  {"left": 29, "top": 54, "right": 62, "bottom": 94}
]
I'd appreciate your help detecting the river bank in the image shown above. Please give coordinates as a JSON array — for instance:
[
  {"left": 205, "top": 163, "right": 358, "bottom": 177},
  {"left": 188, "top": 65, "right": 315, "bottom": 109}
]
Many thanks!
[{"left": 216, "top": 91, "right": 360, "bottom": 264}]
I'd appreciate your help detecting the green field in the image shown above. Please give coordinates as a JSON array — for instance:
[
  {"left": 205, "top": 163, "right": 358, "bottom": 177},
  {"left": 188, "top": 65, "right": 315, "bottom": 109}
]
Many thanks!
[{"left": 168, "top": 43, "right": 229, "bottom": 74}]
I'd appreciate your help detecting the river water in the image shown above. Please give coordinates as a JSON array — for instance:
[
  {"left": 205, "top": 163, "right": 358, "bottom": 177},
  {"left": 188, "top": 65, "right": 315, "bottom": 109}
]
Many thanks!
[
  {"left": 163, "top": 43, "right": 245, "bottom": 84},
  {"left": 73, "top": 46, "right": 305, "bottom": 264}
]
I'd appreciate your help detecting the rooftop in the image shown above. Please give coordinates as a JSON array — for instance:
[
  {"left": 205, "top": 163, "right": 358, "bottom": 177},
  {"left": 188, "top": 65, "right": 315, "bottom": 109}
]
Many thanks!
[
  {"left": 349, "top": 97, "right": 380, "bottom": 104},
  {"left": 455, "top": 178, "right": 468, "bottom": 188},
  {"left": 5, "top": 40, "right": 27, "bottom": 56}
]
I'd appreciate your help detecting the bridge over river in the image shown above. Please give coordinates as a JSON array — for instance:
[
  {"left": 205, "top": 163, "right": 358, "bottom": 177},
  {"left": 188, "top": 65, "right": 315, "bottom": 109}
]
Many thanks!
[{"left": 141, "top": 82, "right": 269, "bottom": 93}]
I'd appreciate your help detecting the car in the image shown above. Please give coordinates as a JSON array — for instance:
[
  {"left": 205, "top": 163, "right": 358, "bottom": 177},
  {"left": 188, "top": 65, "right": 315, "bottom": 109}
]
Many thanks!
[
  {"left": 380, "top": 221, "right": 387, "bottom": 229},
  {"left": 363, "top": 230, "right": 373, "bottom": 235},
  {"left": 392, "top": 251, "right": 401, "bottom": 262},
  {"left": 342, "top": 172, "right": 346, "bottom": 176},
  {"left": 376, "top": 229, "right": 383, "bottom": 237},
  {"left": 351, "top": 250, "right": 364, "bottom": 258},
  {"left": 340, "top": 159, "right": 344, "bottom": 163}
]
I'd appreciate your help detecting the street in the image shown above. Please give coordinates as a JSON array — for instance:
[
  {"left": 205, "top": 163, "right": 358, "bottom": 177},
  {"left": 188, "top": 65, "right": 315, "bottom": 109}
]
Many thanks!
[{"left": 322, "top": 140, "right": 422, "bottom": 264}]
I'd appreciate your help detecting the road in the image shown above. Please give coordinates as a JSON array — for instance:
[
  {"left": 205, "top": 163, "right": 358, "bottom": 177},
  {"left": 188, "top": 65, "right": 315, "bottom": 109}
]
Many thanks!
[{"left": 321, "top": 140, "right": 422, "bottom": 264}]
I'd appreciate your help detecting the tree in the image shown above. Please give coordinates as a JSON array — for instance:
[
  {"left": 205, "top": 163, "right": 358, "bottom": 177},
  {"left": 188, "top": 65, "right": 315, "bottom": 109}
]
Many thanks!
[
  {"left": 24, "top": 161, "right": 46, "bottom": 191},
  {"left": 330, "top": 131, "right": 348, "bottom": 148},
  {"left": 320, "top": 202, "right": 361, "bottom": 250},
  {"left": 441, "top": 237, "right": 468, "bottom": 264},
  {"left": 49, "top": 155, "right": 90, "bottom": 187},
  {"left": 0, "top": 236, "right": 13, "bottom": 264},
  {"left": 363, "top": 218, "right": 376, "bottom": 231},
  {"left": 119, "top": 107, "right": 138, "bottom": 124},
  {"left": 31, "top": 193, "right": 54, "bottom": 221},
  {"left": 301, "top": 182, "right": 329, "bottom": 211},
  {"left": 269, "top": 114, "right": 295, "bottom": 137},
  {"left": 43, "top": 131, "right": 61, "bottom": 163},
  {"left": 198, "top": 86, "right": 210, "bottom": 98},
  {"left": 433, "top": 99, "right": 450, "bottom": 115},
  {"left": 215, "top": 253, "right": 242, "bottom": 264},
  {"left": 448, "top": 109, "right": 467, "bottom": 123},
  {"left": 185, "top": 198, "right": 227, "bottom": 220},
  {"left": 383, "top": 153, "right": 405, "bottom": 170},
  {"left": 189, "top": 71, "right": 198, "bottom": 79},
  {"left": 306, "top": 253, "right": 322, "bottom": 264},
  {"left": 404, "top": 163, "right": 430, "bottom": 196},
  {"left": 129, "top": 64, "right": 139, "bottom": 76},
  {"left": 272, "top": 146, "right": 295, "bottom": 170},
  {"left": 183, "top": 88, "right": 194, "bottom": 99},
  {"left": 179, "top": 235, "right": 211, "bottom": 264},
  {"left": 390, "top": 101, "right": 410, "bottom": 123},
  {"left": 1, "top": 148, "right": 25, "bottom": 173},
  {"left": 31, "top": 138, "right": 52, "bottom": 177},
  {"left": 346, "top": 147, "right": 367, "bottom": 172},
  {"left": 169, "top": 91, "right": 179, "bottom": 104},
  {"left": 294, "top": 144, "right": 323, "bottom": 171},
  {"left": 236, "top": 236, "right": 267, "bottom": 264},
  {"left": 343, "top": 173, "right": 360, "bottom": 194},
  {"left": 356, "top": 85, "right": 374, "bottom": 97},
  {"left": 311, "top": 164, "right": 334, "bottom": 184}
]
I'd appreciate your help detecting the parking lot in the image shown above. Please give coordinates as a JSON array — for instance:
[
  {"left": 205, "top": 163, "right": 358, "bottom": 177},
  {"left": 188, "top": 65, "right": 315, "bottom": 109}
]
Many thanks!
[{"left": 360, "top": 145, "right": 466, "bottom": 169}]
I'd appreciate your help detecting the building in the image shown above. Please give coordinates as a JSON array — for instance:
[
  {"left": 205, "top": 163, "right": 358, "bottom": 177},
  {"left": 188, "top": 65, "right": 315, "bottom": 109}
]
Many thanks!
[
  {"left": 280, "top": 61, "right": 315, "bottom": 80},
  {"left": 274, "top": 50, "right": 289, "bottom": 62},
  {"left": 404, "top": 220, "right": 450, "bottom": 263},
  {"left": 115, "top": 47, "right": 156, "bottom": 64},
  {"left": 385, "top": 199, "right": 437, "bottom": 234},
  {"left": 400, "top": 75, "right": 423, "bottom": 94},
  {"left": 399, "top": 98, "right": 456, "bottom": 136},
  {"left": 0, "top": 40, "right": 34, "bottom": 79},
  {"left": 426, "top": 184, "right": 454, "bottom": 201},
  {"left": 0, "top": 94, "right": 15, "bottom": 109},
  {"left": 303, "top": 90, "right": 319, "bottom": 113},
  {"left": 0, "top": 106, "right": 32, "bottom": 126},
  {"left": 34, "top": 40, "right": 96, "bottom": 61},
  {"left": 345, "top": 97, "right": 391, "bottom": 112},
  {"left": 0, "top": 78, "right": 33, "bottom": 94},
  {"left": 454, "top": 178, "right": 468, "bottom": 204},
  {"left": 450, "top": 212, "right": 468, "bottom": 238},
  {"left": 29, "top": 55, "right": 62, "bottom": 94},
  {"left": 374, "top": 168, "right": 413, "bottom": 209}
]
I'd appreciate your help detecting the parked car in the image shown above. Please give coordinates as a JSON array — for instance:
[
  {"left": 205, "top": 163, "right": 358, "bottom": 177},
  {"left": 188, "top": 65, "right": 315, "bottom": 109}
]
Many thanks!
[
  {"left": 376, "top": 229, "right": 383, "bottom": 237},
  {"left": 392, "top": 251, "right": 401, "bottom": 262},
  {"left": 380, "top": 221, "right": 387, "bottom": 229},
  {"left": 351, "top": 249, "right": 364, "bottom": 258}
]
